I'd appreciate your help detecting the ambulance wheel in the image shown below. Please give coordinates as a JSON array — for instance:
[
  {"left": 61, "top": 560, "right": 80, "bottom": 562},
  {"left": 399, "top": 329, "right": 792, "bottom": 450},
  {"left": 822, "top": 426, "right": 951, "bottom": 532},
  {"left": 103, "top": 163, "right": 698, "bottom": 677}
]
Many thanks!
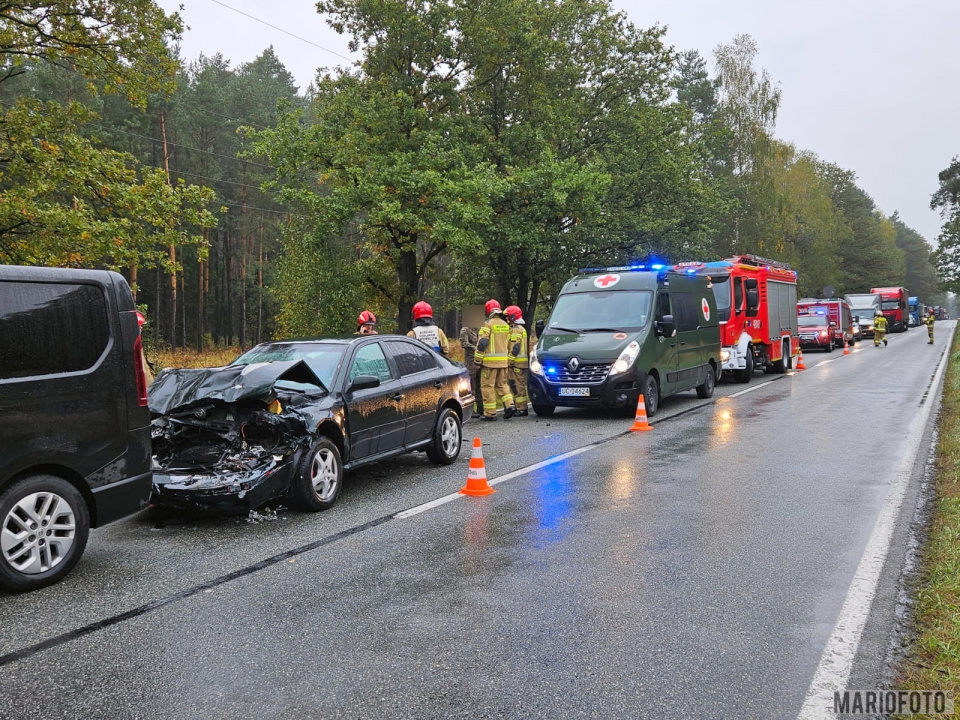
[
  {"left": 696, "top": 365, "right": 715, "bottom": 398},
  {"left": 642, "top": 375, "right": 660, "bottom": 416},
  {"left": 733, "top": 349, "right": 753, "bottom": 384},
  {"left": 532, "top": 403, "right": 555, "bottom": 417}
]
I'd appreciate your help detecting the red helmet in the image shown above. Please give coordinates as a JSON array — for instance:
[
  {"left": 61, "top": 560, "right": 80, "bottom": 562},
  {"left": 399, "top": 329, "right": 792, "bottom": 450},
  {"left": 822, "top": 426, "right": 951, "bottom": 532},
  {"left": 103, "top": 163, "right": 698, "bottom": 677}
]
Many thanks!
[
  {"left": 485, "top": 299, "right": 501, "bottom": 315},
  {"left": 357, "top": 310, "right": 377, "bottom": 327},
  {"left": 504, "top": 305, "right": 522, "bottom": 323},
  {"left": 412, "top": 301, "right": 433, "bottom": 321}
]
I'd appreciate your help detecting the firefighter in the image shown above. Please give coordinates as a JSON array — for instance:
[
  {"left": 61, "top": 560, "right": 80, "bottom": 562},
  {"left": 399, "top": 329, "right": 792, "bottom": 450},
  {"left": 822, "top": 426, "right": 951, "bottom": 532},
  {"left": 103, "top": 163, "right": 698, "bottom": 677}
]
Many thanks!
[
  {"left": 925, "top": 308, "right": 936, "bottom": 344},
  {"left": 459, "top": 322, "right": 483, "bottom": 414},
  {"left": 475, "top": 299, "right": 516, "bottom": 421},
  {"left": 504, "top": 305, "right": 529, "bottom": 417},
  {"left": 873, "top": 310, "right": 888, "bottom": 347},
  {"left": 407, "top": 301, "right": 449, "bottom": 355},
  {"left": 356, "top": 310, "right": 378, "bottom": 335}
]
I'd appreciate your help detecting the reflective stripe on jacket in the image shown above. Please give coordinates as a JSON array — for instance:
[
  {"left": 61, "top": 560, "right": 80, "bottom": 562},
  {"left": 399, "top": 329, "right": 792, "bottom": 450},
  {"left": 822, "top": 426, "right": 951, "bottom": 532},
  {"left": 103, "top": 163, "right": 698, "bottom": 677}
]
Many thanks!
[{"left": 476, "top": 317, "right": 511, "bottom": 368}]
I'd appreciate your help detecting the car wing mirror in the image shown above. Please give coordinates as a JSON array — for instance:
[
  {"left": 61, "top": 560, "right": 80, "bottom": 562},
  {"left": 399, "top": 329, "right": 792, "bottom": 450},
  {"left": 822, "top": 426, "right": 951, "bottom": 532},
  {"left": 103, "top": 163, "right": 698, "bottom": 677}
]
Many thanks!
[
  {"left": 535, "top": 319, "right": 545, "bottom": 338},
  {"left": 348, "top": 374, "right": 380, "bottom": 392},
  {"left": 656, "top": 314, "right": 676, "bottom": 337},
  {"left": 829, "top": 321, "right": 837, "bottom": 327}
]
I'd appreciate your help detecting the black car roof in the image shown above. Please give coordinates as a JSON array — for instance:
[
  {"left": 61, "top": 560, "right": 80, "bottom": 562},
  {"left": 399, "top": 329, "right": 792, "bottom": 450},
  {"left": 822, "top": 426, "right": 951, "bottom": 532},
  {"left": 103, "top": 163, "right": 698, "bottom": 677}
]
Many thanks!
[{"left": 253, "top": 334, "right": 416, "bottom": 346}]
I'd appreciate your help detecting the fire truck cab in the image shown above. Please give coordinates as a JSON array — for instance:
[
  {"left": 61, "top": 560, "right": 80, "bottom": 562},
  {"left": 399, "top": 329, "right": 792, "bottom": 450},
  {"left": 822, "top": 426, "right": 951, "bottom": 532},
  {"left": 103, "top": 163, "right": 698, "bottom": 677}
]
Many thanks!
[{"left": 676, "top": 255, "right": 799, "bottom": 383}]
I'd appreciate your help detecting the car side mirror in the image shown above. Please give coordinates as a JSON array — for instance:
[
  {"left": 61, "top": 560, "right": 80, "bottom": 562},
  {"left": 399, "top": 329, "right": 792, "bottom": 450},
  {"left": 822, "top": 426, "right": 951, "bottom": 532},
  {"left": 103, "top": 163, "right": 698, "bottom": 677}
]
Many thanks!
[
  {"left": 535, "top": 319, "right": 545, "bottom": 337},
  {"left": 656, "top": 314, "right": 676, "bottom": 337},
  {"left": 830, "top": 321, "right": 837, "bottom": 327},
  {"left": 348, "top": 375, "right": 380, "bottom": 392},
  {"left": 745, "top": 288, "right": 760, "bottom": 309},
  {"left": 854, "top": 315, "right": 860, "bottom": 322}
]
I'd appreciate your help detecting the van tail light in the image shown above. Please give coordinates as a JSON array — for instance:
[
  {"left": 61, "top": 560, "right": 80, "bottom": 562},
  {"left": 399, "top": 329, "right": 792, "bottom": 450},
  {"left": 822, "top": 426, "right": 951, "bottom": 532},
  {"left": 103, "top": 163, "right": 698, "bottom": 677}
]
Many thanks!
[{"left": 133, "top": 333, "right": 149, "bottom": 407}]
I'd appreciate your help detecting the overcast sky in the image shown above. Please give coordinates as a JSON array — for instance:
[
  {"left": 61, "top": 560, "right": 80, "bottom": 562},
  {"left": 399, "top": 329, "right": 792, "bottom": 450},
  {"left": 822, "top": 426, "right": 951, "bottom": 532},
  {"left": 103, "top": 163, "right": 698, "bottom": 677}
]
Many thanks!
[{"left": 156, "top": 0, "right": 959, "bottom": 245}]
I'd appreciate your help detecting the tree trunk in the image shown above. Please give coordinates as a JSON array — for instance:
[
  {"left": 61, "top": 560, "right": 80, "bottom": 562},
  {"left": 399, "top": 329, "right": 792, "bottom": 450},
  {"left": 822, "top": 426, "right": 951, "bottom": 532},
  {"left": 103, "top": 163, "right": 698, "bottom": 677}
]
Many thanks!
[
  {"left": 160, "top": 110, "right": 177, "bottom": 349},
  {"left": 257, "top": 219, "right": 264, "bottom": 345},
  {"left": 526, "top": 278, "right": 542, "bottom": 330},
  {"left": 239, "top": 168, "right": 248, "bottom": 349},
  {"left": 397, "top": 246, "right": 418, "bottom": 333},
  {"left": 225, "top": 232, "right": 234, "bottom": 346}
]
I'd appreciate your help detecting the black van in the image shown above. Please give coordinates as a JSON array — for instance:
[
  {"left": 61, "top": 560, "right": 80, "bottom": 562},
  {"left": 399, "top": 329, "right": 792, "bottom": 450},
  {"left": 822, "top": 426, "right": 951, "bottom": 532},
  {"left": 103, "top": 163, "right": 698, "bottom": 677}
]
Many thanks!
[{"left": 0, "top": 265, "right": 152, "bottom": 591}]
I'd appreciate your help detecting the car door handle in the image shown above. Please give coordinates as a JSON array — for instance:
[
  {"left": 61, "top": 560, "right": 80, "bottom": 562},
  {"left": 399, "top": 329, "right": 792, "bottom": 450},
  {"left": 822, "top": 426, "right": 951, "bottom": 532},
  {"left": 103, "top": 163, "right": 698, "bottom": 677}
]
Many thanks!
[
  {"left": 434, "top": 381, "right": 443, "bottom": 389},
  {"left": 679, "top": 341, "right": 687, "bottom": 346},
  {"left": 392, "top": 393, "right": 404, "bottom": 402}
]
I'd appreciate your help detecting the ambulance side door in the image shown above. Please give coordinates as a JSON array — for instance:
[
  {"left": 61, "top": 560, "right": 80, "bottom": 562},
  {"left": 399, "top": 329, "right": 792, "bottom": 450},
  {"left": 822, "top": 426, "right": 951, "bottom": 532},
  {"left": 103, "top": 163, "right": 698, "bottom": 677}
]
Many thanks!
[{"left": 653, "top": 290, "right": 680, "bottom": 393}]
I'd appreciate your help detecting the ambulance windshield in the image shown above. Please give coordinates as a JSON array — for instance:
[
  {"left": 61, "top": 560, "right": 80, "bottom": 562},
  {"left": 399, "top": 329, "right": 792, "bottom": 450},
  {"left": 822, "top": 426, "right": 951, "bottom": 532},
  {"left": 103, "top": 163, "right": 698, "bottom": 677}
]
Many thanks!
[
  {"left": 548, "top": 290, "right": 652, "bottom": 332},
  {"left": 710, "top": 276, "right": 732, "bottom": 318}
]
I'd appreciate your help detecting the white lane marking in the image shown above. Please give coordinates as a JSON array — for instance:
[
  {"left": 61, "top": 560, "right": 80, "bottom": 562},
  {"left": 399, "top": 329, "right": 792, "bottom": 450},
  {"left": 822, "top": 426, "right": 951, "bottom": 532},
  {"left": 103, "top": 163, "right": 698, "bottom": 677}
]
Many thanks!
[
  {"left": 726, "top": 380, "right": 780, "bottom": 398},
  {"left": 797, "top": 346, "right": 950, "bottom": 720},
  {"left": 394, "top": 445, "right": 596, "bottom": 519}
]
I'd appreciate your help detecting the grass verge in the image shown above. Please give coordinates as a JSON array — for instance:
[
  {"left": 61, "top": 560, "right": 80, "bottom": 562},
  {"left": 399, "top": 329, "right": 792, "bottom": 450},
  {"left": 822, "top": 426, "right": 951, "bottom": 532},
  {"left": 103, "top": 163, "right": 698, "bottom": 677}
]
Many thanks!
[{"left": 897, "top": 322, "right": 960, "bottom": 699}]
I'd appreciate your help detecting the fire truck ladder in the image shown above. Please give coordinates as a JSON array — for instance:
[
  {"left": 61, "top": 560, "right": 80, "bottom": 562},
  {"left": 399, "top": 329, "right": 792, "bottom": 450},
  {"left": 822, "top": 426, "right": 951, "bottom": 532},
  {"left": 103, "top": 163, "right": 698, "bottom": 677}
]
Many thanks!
[{"left": 734, "top": 254, "right": 793, "bottom": 271}]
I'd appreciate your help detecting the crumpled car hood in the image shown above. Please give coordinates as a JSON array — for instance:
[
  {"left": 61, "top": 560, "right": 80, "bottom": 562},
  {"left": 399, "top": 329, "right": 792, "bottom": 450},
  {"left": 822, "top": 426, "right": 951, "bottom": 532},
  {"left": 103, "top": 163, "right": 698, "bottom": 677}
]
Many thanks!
[{"left": 148, "top": 360, "right": 325, "bottom": 415}]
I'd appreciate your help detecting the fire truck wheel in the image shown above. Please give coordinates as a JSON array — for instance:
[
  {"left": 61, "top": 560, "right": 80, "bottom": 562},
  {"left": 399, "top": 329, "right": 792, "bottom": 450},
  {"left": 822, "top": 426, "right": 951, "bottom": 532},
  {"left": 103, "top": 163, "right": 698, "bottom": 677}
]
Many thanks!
[
  {"left": 642, "top": 374, "right": 660, "bottom": 417},
  {"left": 733, "top": 348, "right": 753, "bottom": 384},
  {"left": 696, "top": 364, "right": 716, "bottom": 398}
]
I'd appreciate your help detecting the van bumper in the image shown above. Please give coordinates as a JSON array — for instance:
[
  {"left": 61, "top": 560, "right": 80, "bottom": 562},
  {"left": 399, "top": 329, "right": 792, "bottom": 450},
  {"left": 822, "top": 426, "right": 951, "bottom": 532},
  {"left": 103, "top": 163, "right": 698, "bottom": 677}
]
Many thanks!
[
  {"left": 91, "top": 470, "right": 152, "bottom": 527},
  {"left": 527, "top": 371, "right": 641, "bottom": 409}
]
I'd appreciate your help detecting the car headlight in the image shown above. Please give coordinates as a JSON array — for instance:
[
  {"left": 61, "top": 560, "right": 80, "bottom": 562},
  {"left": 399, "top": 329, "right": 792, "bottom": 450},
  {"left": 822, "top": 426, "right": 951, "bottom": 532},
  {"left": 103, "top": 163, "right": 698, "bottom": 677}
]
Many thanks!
[
  {"left": 819, "top": 330, "right": 827, "bottom": 337},
  {"left": 529, "top": 348, "right": 543, "bottom": 376},
  {"left": 720, "top": 349, "right": 731, "bottom": 362},
  {"left": 609, "top": 341, "right": 640, "bottom": 376}
]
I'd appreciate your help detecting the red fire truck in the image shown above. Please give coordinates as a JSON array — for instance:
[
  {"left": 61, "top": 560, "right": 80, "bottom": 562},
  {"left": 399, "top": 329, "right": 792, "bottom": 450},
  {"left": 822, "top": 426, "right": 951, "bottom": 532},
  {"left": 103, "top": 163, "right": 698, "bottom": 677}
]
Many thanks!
[
  {"left": 676, "top": 255, "right": 799, "bottom": 383},
  {"left": 797, "top": 299, "right": 855, "bottom": 349},
  {"left": 870, "top": 286, "right": 909, "bottom": 332}
]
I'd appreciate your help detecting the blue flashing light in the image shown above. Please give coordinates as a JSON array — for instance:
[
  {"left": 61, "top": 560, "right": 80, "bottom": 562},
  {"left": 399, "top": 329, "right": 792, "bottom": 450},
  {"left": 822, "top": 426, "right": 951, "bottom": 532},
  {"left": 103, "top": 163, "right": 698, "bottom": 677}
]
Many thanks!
[
  {"left": 686, "top": 268, "right": 697, "bottom": 274},
  {"left": 651, "top": 264, "right": 664, "bottom": 270},
  {"left": 546, "top": 366, "right": 557, "bottom": 375}
]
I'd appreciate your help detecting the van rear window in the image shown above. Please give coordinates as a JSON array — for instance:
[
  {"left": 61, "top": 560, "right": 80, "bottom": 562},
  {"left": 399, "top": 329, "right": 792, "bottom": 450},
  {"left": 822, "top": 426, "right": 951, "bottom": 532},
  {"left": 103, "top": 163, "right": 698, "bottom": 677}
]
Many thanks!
[{"left": 0, "top": 281, "right": 109, "bottom": 380}]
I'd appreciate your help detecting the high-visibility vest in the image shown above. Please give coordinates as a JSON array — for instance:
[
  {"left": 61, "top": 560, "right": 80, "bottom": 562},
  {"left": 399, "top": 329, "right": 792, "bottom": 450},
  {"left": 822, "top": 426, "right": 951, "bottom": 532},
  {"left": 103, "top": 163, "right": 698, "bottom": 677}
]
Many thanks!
[
  {"left": 476, "top": 317, "right": 511, "bottom": 368},
  {"left": 875, "top": 316, "right": 887, "bottom": 333},
  {"left": 411, "top": 324, "right": 441, "bottom": 352},
  {"left": 508, "top": 325, "right": 528, "bottom": 369}
]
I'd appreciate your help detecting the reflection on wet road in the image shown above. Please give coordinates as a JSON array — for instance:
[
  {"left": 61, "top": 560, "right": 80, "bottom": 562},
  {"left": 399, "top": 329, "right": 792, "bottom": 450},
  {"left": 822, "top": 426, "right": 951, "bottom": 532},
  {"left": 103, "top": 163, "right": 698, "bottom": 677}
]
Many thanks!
[{"left": 0, "top": 324, "right": 952, "bottom": 719}]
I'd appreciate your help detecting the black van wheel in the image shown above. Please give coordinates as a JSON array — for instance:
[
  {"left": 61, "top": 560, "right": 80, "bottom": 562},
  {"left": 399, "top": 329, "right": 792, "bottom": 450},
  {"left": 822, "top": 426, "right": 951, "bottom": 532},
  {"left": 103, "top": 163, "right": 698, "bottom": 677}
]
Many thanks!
[
  {"left": 426, "top": 408, "right": 462, "bottom": 465},
  {"left": 532, "top": 403, "right": 556, "bottom": 417},
  {"left": 292, "top": 437, "right": 343, "bottom": 512},
  {"left": 696, "top": 365, "right": 716, "bottom": 398},
  {"left": 642, "top": 375, "right": 660, "bottom": 417},
  {"left": 0, "top": 474, "right": 90, "bottom": 593}
]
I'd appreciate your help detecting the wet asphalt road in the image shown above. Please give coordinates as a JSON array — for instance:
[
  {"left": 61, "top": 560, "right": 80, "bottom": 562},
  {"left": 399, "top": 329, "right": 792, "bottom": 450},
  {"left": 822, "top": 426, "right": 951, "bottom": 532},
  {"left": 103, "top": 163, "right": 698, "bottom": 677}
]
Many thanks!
[{"left": 0, "top": 325, "right": 953, "bottom": 719}]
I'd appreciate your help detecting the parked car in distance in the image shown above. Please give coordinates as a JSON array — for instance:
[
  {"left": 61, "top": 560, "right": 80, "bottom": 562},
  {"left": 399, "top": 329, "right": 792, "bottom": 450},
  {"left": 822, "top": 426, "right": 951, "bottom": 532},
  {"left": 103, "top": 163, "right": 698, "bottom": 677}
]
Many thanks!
[
  {"left": 149, "top": 336, "right": 474, "bottom": 513},
  {"left": 0, "top": 265, "right": 152, "bottom": 592},
  {"left": 797, "top": 312, "right": 834, "bottom": 352}
]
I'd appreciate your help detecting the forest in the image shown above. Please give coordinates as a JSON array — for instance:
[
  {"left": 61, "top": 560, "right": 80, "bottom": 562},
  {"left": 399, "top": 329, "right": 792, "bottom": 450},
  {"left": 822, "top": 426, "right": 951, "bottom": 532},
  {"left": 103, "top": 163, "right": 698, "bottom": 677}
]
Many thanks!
[{"left": 0, "top": 0, "right": 951, "bottom": 351}]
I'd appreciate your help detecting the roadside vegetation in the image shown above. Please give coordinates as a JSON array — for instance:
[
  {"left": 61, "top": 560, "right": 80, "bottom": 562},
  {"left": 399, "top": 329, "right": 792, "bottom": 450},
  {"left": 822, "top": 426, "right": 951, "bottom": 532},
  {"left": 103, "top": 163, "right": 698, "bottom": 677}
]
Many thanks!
[
  {"left": 1, "top": 1, "right": 954, "bottom": 356},
  {"left": 897, "top": 323, "right": 960, "bottom": 695}
]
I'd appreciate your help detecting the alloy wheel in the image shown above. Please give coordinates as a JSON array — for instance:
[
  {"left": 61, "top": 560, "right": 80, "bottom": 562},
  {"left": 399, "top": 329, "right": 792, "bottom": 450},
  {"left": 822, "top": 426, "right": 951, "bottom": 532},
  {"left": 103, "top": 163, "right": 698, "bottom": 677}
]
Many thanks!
[
  {"left": 311, "top": 448, "right": 340, "bottom": 502},
  {"left": 1, "top": 492, "right": 76, "bottom": 575}
]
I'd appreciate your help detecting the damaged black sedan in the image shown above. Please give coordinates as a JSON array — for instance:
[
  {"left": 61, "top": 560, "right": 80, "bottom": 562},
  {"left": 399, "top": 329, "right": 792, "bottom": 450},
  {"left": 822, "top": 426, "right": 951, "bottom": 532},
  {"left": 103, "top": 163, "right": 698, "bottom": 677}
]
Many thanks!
[{"left": 149, "top": 336, "right": 474, "bottom": 513}]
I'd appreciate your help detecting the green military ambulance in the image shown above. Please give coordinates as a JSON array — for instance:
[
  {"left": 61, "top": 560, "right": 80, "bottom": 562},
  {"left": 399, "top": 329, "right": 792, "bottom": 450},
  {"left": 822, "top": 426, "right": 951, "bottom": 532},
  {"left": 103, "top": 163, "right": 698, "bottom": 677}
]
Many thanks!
[{"left": 528, "top": 266, "right": 721, "bottom": 417}]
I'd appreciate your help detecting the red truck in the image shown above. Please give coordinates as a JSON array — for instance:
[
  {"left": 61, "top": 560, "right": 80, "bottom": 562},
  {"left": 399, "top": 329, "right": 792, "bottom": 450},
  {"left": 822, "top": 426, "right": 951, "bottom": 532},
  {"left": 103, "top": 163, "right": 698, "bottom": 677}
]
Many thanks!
[
  {"left": 870, "top": 287, "right": 909, "bottom": 332},
  {"left": 676, "top": 254, "right": 799, "bottom": 383},
  {"left": 797, "top": 299, "right": 855, "bottom": 349}
]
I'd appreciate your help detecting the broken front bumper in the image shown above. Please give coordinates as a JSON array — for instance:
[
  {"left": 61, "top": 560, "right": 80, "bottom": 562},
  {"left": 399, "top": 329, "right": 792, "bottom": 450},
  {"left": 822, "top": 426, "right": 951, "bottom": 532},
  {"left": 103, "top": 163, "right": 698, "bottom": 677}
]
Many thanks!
[{"left": 150, "top": 455, "right": 296, "bottom": 512}]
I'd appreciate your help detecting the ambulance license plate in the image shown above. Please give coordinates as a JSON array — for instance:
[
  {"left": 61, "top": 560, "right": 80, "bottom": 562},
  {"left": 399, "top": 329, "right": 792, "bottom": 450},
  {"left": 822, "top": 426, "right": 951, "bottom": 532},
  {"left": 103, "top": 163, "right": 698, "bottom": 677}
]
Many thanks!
[{"left": 559, "top": 387, "right": 590, "bottom": 397}]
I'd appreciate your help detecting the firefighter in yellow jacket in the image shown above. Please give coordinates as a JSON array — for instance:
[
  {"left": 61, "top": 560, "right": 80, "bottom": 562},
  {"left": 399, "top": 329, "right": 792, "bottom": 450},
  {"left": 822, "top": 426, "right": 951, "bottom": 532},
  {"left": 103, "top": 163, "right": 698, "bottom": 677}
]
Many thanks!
[
  {"left": 504, "top": 305, "right": 529, "bottom": 417},
  {"left": 475, "top": 299, "right": 516, "bottom": 420},
  {"left": 925, "top": 308, "right": 935, "bottom": 344},
  {"left": 873, "top": 311, "right": 888, "bottom": 347}
]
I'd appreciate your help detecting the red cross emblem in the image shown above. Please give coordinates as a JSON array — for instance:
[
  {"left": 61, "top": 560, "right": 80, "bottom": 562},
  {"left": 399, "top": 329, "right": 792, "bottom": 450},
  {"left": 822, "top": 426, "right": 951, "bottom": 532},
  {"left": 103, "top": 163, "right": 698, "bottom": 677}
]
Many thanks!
[{"left": 594, "top": 273, "right": 620, "bottom": 288}]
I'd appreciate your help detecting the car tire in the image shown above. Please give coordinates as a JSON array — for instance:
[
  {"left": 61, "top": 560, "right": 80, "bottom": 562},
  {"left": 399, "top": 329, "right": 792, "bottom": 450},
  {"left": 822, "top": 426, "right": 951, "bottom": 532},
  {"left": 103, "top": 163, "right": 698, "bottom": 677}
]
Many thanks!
[
  {"left": 772, "top": 341, "right": 789, "bottom": 374},
  {"left": 696, "top": 365, "right": 715, "bottom": 398},
  {"left": 532, "top": 403, "right": 556, "bottom": 417},
  {"left": 825, "top": 341, "right": 833, "bottom": 353},
  {"left": 733, "top": 347, "right": 753, "bottom": 384},
  {"left": 292, "top": 437, "right": 343, "bottom": 512},
  {"left": 0, "top": 474, "right": 90, "bottom": 592},
  {"left": 642, "top": 374, "right": 660, "bottom": 417},
  {"left": 426, "top": 407, "right": 462, "bottom": 465}
]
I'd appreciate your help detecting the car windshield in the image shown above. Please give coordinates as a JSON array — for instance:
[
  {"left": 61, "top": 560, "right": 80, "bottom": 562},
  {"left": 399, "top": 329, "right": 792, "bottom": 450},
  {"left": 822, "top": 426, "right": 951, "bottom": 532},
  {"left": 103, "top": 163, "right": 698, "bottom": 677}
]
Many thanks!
[
  {"left": 230, "top": 343, "right": 346, "bottom": 390},
  {"left": 881, "top": 300, "right": 900, "bottom": 310},
  {"left": 547, "top": 290, "right": 652, "bottom": 332},
  {"left": 798, "top": 315, "right": 828, "bottom": 327}
]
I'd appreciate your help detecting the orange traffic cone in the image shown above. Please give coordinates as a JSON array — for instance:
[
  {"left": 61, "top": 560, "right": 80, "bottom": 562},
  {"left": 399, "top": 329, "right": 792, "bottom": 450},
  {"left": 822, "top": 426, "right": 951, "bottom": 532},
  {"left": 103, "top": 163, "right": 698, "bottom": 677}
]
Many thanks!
[
  {"left": 460, "top": 437, "right": 495, "bottom": 496},
  {"left": 630, "top": 395, "right": 653, "bottom": 432},
  {"left": 796, "top": 349, "right": 807, "bottom": 371},
  {"left": 843, "top": 339, "right": 850, "bottom": 355}
]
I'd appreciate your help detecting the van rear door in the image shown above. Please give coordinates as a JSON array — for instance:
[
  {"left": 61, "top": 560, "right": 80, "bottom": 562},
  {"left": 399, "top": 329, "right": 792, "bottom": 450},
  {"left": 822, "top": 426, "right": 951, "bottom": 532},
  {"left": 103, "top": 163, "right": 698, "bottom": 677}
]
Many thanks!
[{"left": 653, "top": 290, "right": 680, "bottom": 393}]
